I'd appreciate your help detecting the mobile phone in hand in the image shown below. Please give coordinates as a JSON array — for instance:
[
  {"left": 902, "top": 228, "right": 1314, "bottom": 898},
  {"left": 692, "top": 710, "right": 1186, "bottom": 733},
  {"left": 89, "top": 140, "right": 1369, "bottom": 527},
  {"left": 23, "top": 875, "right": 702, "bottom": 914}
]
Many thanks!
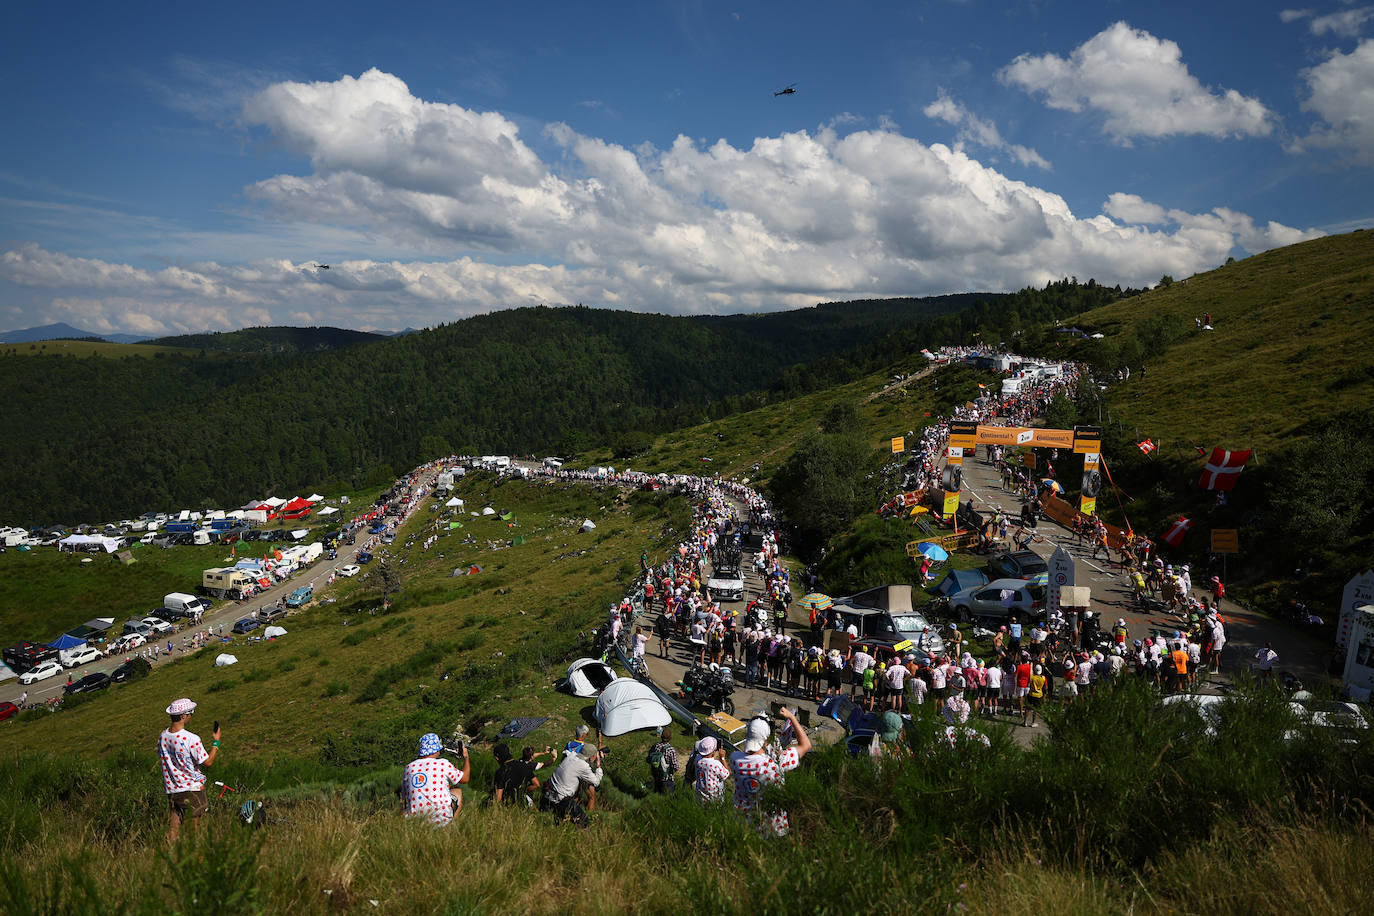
[{"left": 213, "top": 720, "right": 220, "bottom": 733}]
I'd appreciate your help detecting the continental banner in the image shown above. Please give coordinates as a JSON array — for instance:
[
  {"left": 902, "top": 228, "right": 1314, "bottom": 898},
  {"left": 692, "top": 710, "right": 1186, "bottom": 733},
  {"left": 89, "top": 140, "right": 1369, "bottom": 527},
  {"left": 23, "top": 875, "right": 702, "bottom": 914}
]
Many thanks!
[
  {"left": 949, "top": 421, "right": 978, "bottom": 451},
  {"left": 1080, "top": 451, "right": 1101, "bottom": 517},
  {"left": 1073, "top": 425, "right": 1103, "bottom": 455},
  {"left": 973, "top": 425, "right": 1076, "bottom": 448}
]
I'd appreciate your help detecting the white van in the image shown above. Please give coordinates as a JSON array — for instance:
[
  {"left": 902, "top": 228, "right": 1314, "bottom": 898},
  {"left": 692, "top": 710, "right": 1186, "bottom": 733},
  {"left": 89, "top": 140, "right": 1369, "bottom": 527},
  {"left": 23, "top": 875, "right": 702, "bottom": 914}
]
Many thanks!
[{"left": 164, "top": 592, "right": 210, "bottom": 616}]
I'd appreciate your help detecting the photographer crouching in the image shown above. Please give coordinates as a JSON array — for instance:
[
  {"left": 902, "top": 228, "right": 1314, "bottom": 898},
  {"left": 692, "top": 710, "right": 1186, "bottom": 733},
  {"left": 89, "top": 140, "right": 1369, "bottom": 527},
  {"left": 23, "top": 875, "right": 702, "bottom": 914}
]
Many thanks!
[
  {"left": 401, "top": 733, "right": 471, "bottom": 825},
  {"left": 542, "top": 743, "right": 603, "bottom": 827}
]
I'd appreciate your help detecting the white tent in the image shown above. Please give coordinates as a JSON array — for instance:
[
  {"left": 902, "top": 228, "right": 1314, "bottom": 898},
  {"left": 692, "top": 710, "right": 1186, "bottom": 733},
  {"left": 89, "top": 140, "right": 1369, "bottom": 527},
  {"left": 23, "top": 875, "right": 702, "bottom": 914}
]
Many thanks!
[
  {"left": 317, "top": 506, "right": 339, "bottom": 516},
  {"left": 594, "top": 678, "right": 671, "bottom": 736},
  {"left": 263, "top": 497, "right": 287, "bottom": 508},
  {"left": 214, "top": 654, "right": 238, "bottom": 667},
  {"left": 445, "top": 496, "right": 463, "bottom": 507},
  {"left": 565, "top": 657, "right": 617, "bottom": 697},
  {"left": 290, "top": 529, "right": 310, "bottom": 540},
  {"left": 0, "top": 662, "right": 17, "bottom": 682},
  {"left": 58, "top": 534, "right": 121, "bottom": 553},
  {"left": 482, "top": 507, "right": 497, "bottom": 516},
  {"left": 263, "top": 626, "right": 287, "bottom": 638},
  {"left": 306, "top": 494, "right": 325, "bottom": 502},
  {"left": 580, "top": 519, "right": 596, "bottom": 532}
]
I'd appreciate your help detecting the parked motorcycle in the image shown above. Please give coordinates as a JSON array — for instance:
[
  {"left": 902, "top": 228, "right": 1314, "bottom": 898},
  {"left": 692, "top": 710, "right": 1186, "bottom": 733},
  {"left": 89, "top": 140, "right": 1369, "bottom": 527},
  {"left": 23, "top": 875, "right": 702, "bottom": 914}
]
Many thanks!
[{"left": 679, "top": 662, "right": 736, "bottom": 716}]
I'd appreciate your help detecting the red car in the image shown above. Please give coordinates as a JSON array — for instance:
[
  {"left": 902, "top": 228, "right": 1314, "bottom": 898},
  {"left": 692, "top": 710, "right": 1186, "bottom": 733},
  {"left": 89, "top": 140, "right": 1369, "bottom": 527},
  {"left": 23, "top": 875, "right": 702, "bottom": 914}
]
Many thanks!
[{"left": 0, "top": 702, "right": 19, "bottom": 722}]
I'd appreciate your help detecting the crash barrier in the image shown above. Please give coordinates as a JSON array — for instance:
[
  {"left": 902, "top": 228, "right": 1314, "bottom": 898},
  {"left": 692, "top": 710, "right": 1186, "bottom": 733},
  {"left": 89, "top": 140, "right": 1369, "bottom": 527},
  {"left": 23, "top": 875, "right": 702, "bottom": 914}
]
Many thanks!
[{"left": 1038, "top": 494, "right": 1132, "bottom": 549}]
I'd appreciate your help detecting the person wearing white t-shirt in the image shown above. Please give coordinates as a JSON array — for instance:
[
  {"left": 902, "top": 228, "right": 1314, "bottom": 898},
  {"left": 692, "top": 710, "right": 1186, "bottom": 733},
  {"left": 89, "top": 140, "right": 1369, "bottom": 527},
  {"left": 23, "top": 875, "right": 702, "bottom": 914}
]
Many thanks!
[
  {"left": 1254, "top": 643, "right": 1278, "bottom": 679},
  {"left": 849, "top": 649, "right": 874, "bottom": 700},
  {"left": 884, "top": 662, "right": 908, "bottom": 711},
  {"left": 984, "top": 663, "right": 1003, "bottom": 716}
]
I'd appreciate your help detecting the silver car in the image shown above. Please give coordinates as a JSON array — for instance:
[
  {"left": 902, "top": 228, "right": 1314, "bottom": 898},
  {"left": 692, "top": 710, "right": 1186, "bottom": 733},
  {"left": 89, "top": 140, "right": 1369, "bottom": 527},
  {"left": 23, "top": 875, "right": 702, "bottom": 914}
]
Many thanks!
[{"left": 949, "top": 578, "right": 1045, "bottom": 623}]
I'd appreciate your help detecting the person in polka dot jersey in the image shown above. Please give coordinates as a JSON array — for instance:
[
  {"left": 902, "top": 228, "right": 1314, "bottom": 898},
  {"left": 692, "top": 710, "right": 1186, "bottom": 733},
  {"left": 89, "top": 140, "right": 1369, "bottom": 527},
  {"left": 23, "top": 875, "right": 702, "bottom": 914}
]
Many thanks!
[
  {"left": 157, "top": 697, "right": 221, "bottom": 844},
  {"left": 401, "top": 733, "right": 470, "bottom": 825},
  {"left": 728, "top": 706, "right": 812, "bottom": 837}
]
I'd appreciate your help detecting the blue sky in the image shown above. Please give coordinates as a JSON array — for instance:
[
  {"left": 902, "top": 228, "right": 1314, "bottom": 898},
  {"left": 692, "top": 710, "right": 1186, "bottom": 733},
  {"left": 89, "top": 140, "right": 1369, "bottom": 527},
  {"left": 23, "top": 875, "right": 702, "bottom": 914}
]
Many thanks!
[{"left": 1, "top": 0, "right": 1370, "bottom": 335}]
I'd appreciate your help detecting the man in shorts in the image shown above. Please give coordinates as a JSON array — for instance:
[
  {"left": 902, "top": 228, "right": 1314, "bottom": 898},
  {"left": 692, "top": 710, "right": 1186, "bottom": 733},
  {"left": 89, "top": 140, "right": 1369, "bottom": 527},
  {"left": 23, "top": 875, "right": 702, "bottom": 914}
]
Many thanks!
[{"left": 157, "top": 697, "right": 221, "bottom": 845}]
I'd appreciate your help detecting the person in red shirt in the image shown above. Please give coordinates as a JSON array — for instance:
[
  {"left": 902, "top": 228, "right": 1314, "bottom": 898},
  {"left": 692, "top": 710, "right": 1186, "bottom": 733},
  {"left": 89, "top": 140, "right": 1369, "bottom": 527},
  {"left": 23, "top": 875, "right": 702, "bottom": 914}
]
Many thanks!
[{"left": 1014, "top": 655, "right": 1033, "bottom": 721}]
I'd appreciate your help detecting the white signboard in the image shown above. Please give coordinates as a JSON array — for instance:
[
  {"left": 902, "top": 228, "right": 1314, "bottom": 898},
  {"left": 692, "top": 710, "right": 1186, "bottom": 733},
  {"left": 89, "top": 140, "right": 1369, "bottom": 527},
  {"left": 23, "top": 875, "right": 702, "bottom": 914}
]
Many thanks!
[
  {"left": 1342, "top": 605, "right": 1374, "bottom": 698},
  {"left": 1337, "top": 570, "right": 1374, "bottom": 651},
  {"left": 1048, "top": 545, "right": 1075, "bottom": 616}
]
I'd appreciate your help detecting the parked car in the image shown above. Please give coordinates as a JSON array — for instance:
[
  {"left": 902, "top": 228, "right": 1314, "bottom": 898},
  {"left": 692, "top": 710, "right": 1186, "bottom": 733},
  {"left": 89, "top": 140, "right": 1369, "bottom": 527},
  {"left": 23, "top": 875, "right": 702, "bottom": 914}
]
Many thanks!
[
  {"left": 986, "top": 550, "right": 1050, "bottom": 583},
  {"left": 151, "top": 606, "right": 190, "bottom": 623},
  {"left": 19, "top": 660, "right": 63, "bottom": 685},
  {"left": 62, "top": 646, "right": 103, "bottom": 669},
  {"left": 64, "top": 672, "right": 112, "bottom": 695},
  {"left": 110, "top": 657, "right": 152, "bottom": 683},
  {"left": 108, "top": 633, "right": 147, "bottom": 654},
  {"left": 949, "top": 578, "right": 1046, "bottom": 623},
  {"left": 357, "top": 551, "right": 373, "bottom": 564},
  {"left": 121, "top": 620, "right": 154, "bottom": 638},
  {"left": 831, "top": 584, "right": 946, "bottom": 657},
  {"left": 338, "top": 564, "right": 361, "bottom": 577},
  {"left": 286, "top": 586, "right": 313, "bottom": 608},
  {"left": 259, "top": 604, "right": 287, "bottom": 623},
  {"left": 0, "top": 701, "right": 18, "bottom": 721},
  {"left": 231, "top": 617, "right": 261, "bottom": 634},
  {"left": 141, "top": 617, "right": 175, "bottom": 636}
]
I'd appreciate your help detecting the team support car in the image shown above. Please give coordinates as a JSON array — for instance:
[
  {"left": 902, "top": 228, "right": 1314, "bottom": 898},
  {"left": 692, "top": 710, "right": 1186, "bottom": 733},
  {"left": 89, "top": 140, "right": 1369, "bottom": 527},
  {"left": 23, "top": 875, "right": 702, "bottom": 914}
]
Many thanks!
[
  {"left": 231, "top": 617, "right": 261, "bottom": 635},
  {"left": 64, "top": 672, "right": 112, "bottom": 695},
  {"left": 707, "top": 564, "right": 746, "bottom": 603},
  {"left": 986, "top": 550, "right": 1050, "bottom": 583},
  {"left": 338, "top": 564, "right": 361, "bottom": 577},
  {"left": 18, "top": 660, "right": 63, "bottom": 685},
  {"left": 948, "top": 578, "right": 1046, "bottom": 623},
  {"left": 62, "top": 646, "right": 103, "bottom": 668}
]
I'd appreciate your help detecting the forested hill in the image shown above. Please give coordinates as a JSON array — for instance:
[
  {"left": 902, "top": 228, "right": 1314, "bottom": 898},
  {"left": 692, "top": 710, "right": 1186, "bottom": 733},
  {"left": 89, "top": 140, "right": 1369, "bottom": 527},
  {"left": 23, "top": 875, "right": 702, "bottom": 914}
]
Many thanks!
[
  {"left": 150, "top": 325, "right": 386, "bottom": 353},
  {"left": 0, "top": 284, "right": 1123, "bottom": 523}
]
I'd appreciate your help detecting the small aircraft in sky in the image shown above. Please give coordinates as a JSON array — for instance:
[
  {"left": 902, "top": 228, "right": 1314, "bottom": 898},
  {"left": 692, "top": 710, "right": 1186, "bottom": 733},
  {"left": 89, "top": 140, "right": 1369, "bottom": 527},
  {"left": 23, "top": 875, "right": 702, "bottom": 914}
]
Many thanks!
[
  {"left": 315, "top": 263, "right": 330, "bottom": 270},
  {"left": 773, "top": 83, "right": 797, "bottom": 97}
]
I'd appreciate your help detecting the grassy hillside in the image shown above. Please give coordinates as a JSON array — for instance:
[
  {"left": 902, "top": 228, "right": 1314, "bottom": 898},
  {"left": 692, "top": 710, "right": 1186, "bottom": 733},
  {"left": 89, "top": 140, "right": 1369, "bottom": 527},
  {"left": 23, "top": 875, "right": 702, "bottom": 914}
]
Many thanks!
[
  {"left": 0, "top": 338, "right": 195, "bottom": 359},
  {"left": 1071, "top": 229, "right": 1374, "bottom": 453}
]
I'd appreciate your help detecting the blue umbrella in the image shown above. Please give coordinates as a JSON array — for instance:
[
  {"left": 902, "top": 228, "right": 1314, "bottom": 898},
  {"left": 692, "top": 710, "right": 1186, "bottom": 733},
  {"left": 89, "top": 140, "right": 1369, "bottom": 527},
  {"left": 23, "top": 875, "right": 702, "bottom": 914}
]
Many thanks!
[{"left": 916, "top": 542, "right": 949, "bottom": 562}]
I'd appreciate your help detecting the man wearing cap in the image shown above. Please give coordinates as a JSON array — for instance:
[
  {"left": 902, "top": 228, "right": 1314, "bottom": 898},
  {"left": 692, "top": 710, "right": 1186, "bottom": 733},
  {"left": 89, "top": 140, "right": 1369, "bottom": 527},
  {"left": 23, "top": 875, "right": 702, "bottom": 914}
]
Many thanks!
[
  {"left": 402, "top": 733, "right": 470, "bottom": 825},
  {"left": 158, "top": 697, "right": 220, "bottom": 844},
  {"left": 692, "top": 736, "right": 731, "bottom": 804},
  {"left": 729, "top": 707, "right": 811, "bottom": 837},
  {"left": 544, "top": 743, "right": 603, "bottom": 827}
]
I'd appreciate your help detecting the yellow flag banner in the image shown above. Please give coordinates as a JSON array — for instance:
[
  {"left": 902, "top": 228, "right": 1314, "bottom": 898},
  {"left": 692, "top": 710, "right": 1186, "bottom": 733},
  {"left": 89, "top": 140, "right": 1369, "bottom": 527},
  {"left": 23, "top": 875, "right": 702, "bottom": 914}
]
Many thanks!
[
  {"left": 891, "top": 436, "right": 905, "bottom": 453},
  {"left": 943, "top": 490, "right": 960, "bottom": 518}
]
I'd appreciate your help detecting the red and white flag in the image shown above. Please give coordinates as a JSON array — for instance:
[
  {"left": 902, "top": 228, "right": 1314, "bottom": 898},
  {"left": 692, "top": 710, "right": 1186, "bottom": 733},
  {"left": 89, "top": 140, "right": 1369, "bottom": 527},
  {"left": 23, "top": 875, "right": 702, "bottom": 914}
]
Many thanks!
[
  {"left": 1198, "top": 448, "right": 1252, "bottom": 491},
  {"left": 1162, "top": 517, "right": 1192, "bottom": 548},
  {"left": 1137, "top": 439, "right": 1156, "bottom": 455}
]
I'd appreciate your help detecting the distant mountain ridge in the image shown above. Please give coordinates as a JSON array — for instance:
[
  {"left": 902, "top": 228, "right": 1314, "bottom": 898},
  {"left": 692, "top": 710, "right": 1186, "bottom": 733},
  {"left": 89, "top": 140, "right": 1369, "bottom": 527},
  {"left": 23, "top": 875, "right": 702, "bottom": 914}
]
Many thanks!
[{"left": 0, "top": 322, "right": 150, "bottom": 344}]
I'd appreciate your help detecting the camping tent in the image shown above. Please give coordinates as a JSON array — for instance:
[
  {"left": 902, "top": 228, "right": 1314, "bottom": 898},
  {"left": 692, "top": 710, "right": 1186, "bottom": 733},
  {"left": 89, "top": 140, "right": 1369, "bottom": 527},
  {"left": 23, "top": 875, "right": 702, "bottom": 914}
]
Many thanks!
[
  {"left": 48, "top": 633, "right": 87, "bottom": 650},
  {"left": 594, "top": 678, "right": 671, "bottom": 736},
  {"left": 482, "top": 507, "right": 496, "bottom": 516},
  {"left": 263, "top": 626, "right": 287, "bottom": 638},
  {"left": 934, "top": 569, "right": 989, "bottom": 597},
  {"left": 0, "top": 663, "right": 16, "bottom": 681},
  {"left": 565, "top": 658, "right": 617, "bottom": 697},
  {"left": 214, "top": 654, "right": 238, "bottom": 667},
  {"left": 580, "top": 519, "right": 597, "bottom": 532}
]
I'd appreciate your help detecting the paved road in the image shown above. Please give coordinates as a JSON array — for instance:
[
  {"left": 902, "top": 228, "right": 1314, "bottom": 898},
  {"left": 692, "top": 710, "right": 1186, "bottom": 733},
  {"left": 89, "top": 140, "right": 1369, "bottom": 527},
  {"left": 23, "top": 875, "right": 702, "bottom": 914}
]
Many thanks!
[
  {"left": 11, "top": 477, "right": 441, "bottom": 708},
  {"left": 957, "top": 448, "right": 1332, "bottom": 686}
]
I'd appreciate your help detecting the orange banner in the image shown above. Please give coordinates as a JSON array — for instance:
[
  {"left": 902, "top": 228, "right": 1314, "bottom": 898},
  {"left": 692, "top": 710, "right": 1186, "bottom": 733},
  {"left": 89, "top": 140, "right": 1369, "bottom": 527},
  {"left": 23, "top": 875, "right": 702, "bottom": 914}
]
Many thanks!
[
  {"left": 1029, "top": 428, "right": 1074, "bottom": 449},
  {"left": 975, "top": 425, "right": 1026, "bottom": 446}
]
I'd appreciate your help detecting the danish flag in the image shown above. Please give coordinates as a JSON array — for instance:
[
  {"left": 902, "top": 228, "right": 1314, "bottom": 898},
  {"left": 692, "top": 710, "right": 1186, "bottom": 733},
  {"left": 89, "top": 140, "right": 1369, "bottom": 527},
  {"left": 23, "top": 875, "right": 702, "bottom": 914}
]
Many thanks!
[
  {"left": 1137, "top": 439, "right": 1156, "bottom": 455},
  {"left": 1162, "top": 517, "right": 1192, "bottom": 548},
  {"left": 1198, "top": 448, "right": 1252, "bottom": 491}
]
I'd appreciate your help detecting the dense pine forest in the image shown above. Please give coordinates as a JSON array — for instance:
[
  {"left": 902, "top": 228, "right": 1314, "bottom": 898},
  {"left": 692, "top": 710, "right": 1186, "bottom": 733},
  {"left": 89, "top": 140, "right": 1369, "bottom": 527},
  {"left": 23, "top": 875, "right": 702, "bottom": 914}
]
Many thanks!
[{"left": 0, "top": 281, "right": 1128, "bottom": 522}]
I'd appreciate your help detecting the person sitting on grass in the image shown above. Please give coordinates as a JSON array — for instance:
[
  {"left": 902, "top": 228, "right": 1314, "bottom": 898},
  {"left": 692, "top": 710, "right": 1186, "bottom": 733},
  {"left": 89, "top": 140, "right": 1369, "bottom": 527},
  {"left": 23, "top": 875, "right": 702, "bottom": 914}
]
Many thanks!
[{"left": 401, "top": 733, "right": 470, "bottom": 825}]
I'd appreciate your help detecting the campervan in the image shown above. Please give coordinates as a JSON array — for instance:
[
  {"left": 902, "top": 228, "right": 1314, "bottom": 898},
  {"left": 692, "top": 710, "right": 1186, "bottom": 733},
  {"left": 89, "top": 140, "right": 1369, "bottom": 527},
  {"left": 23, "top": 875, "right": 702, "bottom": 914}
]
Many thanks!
[{"left": 202, "top": 568, "right": 254, "bottom": 598}]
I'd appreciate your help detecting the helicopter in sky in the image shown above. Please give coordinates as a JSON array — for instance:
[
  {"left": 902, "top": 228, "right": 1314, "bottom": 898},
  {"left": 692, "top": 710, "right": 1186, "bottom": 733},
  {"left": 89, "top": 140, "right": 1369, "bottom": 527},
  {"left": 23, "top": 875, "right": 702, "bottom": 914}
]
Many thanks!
[{"left": 773, "top": 83, "right": 797, "bottom": 97}]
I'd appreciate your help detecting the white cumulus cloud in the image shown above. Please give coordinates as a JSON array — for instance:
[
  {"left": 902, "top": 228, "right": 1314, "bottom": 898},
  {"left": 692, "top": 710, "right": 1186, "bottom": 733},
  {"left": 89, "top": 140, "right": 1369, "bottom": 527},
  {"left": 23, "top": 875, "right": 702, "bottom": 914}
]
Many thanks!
[
  {"left": 0, "top": 69, "right": 1323, "bottom": 336},
  {"left": 1283, "top": 6, "right": 1374, "bottom": 36},
  {"left": 999, "top": 22, "right": 1274, "bottom": 142},
  {"left": 922, "top": 90, "right": 1051, "bottom": 170},
  {"left": 1291, "top": 38, "right": 1374, "bottom": 162}
]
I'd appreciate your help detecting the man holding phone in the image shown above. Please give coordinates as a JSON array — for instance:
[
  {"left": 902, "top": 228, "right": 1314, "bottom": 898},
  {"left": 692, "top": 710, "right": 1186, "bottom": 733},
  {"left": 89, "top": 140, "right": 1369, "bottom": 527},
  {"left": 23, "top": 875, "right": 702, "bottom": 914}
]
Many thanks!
[
  {"left": 402, "top": 733, "right": 470, "bottom": 825},
  {"left": 157, "top": 697, "right": 221, "bottom": 845}
]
